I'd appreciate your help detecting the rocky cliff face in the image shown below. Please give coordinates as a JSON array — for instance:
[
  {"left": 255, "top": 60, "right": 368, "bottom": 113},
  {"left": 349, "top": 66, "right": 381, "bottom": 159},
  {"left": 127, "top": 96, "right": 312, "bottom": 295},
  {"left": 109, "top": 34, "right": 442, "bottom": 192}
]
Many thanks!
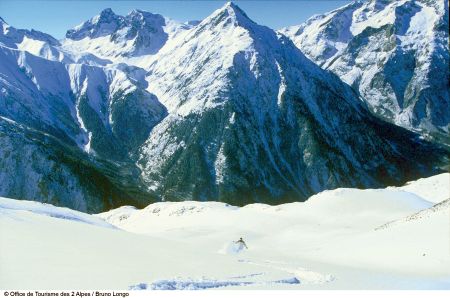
[{"left": 280, "top": 0, "right": 449, "bottom": 145}]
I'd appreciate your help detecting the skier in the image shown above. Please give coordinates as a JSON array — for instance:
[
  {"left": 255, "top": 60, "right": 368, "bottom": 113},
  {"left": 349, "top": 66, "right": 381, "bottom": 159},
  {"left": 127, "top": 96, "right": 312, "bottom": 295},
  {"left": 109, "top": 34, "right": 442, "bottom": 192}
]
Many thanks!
[{"left": 235, "top": 237, "right": 248, "bottom": 250}]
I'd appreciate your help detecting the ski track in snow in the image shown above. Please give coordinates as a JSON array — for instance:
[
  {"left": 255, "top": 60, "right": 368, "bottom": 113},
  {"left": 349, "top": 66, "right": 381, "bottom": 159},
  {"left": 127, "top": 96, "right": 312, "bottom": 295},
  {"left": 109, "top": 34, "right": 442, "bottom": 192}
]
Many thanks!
[
  {"left": 129, "top": 258, "right": 333, "bottom": 290},
  {"left": 237, "top": 259, "right": 335, "bottom": 285},
  {"left": 130, "top": 276, "right": 300, "bottom": 290}
]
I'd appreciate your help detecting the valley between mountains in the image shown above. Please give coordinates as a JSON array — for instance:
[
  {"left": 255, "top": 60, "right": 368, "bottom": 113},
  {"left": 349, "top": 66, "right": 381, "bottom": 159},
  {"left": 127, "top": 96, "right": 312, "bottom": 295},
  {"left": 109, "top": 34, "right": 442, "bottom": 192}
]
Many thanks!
[{"left": 0, "top": 1, "right": 448, "bottom": 212}]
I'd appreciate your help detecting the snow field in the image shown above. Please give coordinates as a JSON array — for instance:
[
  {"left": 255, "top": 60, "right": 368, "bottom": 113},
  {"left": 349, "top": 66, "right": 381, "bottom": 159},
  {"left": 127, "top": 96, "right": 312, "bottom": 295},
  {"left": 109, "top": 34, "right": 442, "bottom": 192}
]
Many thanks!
[{"left": 1, "top": 173, "right": 449, "bottom": 289}]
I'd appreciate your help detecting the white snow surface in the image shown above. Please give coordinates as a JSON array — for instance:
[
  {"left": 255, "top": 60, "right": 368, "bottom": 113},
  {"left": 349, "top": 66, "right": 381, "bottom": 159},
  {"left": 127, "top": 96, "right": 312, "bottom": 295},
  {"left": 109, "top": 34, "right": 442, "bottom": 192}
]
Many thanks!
[
  {"left": 393, "top": 173, "right": 450, "bottom": 203},
  {"left": 0, "top": 197, "right": 112, "bottom": 228},
  {"left": 1, "top": 173, "right": 449, "bottom": 290}
]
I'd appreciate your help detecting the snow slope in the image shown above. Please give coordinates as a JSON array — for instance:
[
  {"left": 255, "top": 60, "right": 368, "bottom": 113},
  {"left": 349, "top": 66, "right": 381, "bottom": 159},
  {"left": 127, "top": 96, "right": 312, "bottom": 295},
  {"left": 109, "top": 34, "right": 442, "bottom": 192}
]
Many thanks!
[
  {"left": 0, "top": 197, "right": 112, "bottom": 228},
  {"left": 1, "top": 174, "right": 449, "bottom": 290},
  {"left": 0, "top": 17, "right": 63, "bottom": 62},
  {"left": 394, "top": 173, "right": 450, "bottom": 203}
]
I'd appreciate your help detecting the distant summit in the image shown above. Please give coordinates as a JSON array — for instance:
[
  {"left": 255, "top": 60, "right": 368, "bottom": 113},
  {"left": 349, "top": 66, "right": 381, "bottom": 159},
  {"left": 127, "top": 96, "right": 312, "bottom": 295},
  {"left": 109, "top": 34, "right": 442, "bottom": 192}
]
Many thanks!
[{"left": 63, "top": 8, "right": 194, "bottom": 59}]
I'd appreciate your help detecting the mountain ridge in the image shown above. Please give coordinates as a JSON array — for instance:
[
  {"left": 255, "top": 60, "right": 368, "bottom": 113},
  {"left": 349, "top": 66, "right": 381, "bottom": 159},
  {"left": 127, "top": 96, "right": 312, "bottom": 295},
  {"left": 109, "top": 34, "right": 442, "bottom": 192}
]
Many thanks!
[
  {"left": 62, "top": 7, "right": 194, "bottom": 63},
  {"left": 280, "top": 0, "right": 449, "bottom": 145},
  {"left": 0, "top": 2, "right": 448, "bottom": 211}
]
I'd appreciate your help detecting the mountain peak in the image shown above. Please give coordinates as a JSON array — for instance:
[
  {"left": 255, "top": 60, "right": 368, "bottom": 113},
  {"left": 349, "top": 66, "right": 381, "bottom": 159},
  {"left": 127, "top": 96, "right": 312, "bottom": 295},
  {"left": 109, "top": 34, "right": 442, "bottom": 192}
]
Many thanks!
[
  {"left": 96, "top": 8, "right": 118, "bottom": 22},
  {"left": 128, "top": 9, "right": 156, "bottom": 18},
  {"left": 128, "top": 9, "right": 144, "bottom": 16},
  {"left": 66, "top": 8, "right": 122, "bottom": 40},
  {"left": 90, "top": 8, "right": 121, "bottom": 27},
  {"left": 126, "top": 9, "right": 166, "bottom": 26},
  {"left": 0, "top": 17, "right": 11, "bottom": 38},
  {"left": 224, "top": 1, "right": 238, "bottom": 9},
  {"left": 200, "top": 1, "right": 254, "bottom": 30},
  {"left": 222, "top": 1, "right": 250, "bottom": 20}
]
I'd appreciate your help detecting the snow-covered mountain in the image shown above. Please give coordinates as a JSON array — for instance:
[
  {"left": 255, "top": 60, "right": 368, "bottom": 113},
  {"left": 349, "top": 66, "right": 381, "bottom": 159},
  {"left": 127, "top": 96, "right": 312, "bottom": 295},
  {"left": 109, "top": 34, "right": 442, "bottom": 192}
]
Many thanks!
[
  {"left": 62, "top": 8, "right": 194, "bottom": 64},
  {"left": 137, "top": 2, "right": 447, "bottom": 204},
  {"left": 0, "top": 19, "right": 166, "bottom": 211},
  {"left": 0, "top": 2, "right": 448, "bottom": 211},
  {"left": 280, "top": 0, "right": 449, "bottom": 145},
  {"left": 0, "top": 16, "right": 62, "bottom": 61}
]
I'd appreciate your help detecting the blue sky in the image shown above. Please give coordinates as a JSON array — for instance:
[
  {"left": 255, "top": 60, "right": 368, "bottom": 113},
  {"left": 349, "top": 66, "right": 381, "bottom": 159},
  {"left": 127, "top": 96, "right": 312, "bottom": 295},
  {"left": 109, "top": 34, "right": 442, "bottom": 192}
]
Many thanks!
[{"left": 0, "top": 0, "right": 352, "bottom": 39}]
